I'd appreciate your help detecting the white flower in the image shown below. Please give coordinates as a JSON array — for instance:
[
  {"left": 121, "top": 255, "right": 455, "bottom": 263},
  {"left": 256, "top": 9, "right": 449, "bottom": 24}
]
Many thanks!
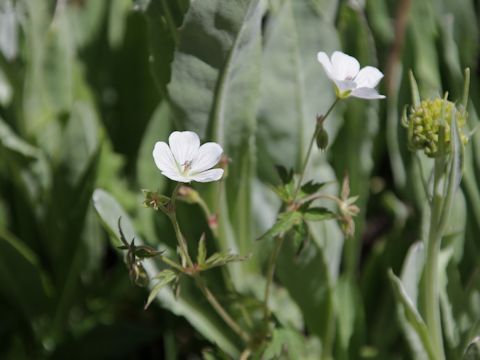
[
  {"left": 153, "top": 131, "right": 224, "bottom": 183},
  {"left": 317, "top": 51, "right": 385, "bottom": 100}
]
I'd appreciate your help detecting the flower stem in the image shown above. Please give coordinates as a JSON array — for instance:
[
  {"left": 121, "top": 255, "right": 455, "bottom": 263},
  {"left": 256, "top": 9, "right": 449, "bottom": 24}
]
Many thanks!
[
  {"left": 168, "top": 183, "right": 250, "bottom": 344},
  {"left": 263, "top": 235, "right": 285, "bottom": 319},
  {"left": 292, "top": 98, "right": 339, "bottom": 200},
  {"left": 424, "top": 157, "right": 446, "bottom": 360},
  {"left": 195, "top": 275, "right": 250, "bottom": 343},
  {"left": 263, "top": 99, "right": 339, "bottom": 321},
  {"left": 169, "top": 184, "right": 194, "bottom": 267}
]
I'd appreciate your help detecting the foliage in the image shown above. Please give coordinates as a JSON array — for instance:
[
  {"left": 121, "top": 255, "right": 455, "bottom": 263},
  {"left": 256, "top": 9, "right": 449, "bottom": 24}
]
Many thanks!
[{"left": 0, "top": 0, "right": 479, "bottom": 358}]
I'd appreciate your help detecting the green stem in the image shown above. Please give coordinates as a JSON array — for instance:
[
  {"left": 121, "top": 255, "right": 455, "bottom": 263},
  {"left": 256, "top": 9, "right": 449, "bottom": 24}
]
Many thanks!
[
  {"left": 195, "top": 276, "right": 250, "bottom": 343},
  {"left": 292, "top": 98, "right": 338, "bottom": 200},
  {"left": 263, "top": 99, "right": 339, "bottom": 321},
  {"left": 168, "top": 183, "right": 249, "bottom": 344},
  {"left": 169, "top": 184, "right": 194, "bottom": 267},
  {"left": 263, "top": 235, "right": 285, "bottom": 319},
  {"left": 424, "top": 157, "right": 445, "bottom": 360}
]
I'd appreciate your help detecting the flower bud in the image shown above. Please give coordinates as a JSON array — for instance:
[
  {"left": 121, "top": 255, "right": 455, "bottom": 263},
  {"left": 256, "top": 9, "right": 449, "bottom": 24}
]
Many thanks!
[
  {"left": 316, "top": 125, "right": 329, "bottom": 150},
  {"left": 405, "top": 98, "right": 468, "bottom": 158}
]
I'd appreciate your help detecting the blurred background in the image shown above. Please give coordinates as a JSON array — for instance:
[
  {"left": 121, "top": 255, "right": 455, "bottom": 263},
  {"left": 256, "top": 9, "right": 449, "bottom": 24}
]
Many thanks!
[{"left": 0, "top": 0, "right": 479, "bottom": 359}]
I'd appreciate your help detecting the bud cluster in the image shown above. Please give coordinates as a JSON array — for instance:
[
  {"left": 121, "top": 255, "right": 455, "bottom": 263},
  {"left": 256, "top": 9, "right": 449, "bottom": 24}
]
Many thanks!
[{"left": 405, "top": 98, "right": 468, "bottom": 157}]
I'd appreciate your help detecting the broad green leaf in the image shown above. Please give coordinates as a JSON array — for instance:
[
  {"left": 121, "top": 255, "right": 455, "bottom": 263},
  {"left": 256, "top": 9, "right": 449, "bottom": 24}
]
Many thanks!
[
  {"left": 257, "top": 0, "right": 340, "bottom": 180},
  {"left": 92, "top": 189, "right": 241, "bottom": 356},
  {"left": 0, "top": 66, "right": 12, "bottom": 106},
  {"left": 167, "top": 0, "right": 265, "bottom": 281},
  {"left": 136, "top": 102, "right": 171, "bottom": 190},
  {"left": 107, "top": 0, "right": 131, "bottom": 49},
  {"left": 463, "top": 337, "right": 480, "bottom": 360},
  {"left": 335, "top": 276, "right": 356, "bottom": 351},
  {"left": 388, "top": 270, "right": 436, "bottom": 360},
  {"left": 145, "top": 269, "right": 177, "bottom": 309},
  {"left": 0, "top": 228, "right": 50, "bottom": 318},
  {"left": 0, "top": 0, "right": 18, "bottom": 61},
  {"left": 256, "top": 211, "right": 302, "bottom": 241},
  {"left": 400, "top": 242, "right": 425, "bottom": 307},
  {"left": 263, "top": 327, "right": 305, "bottom": 359},
  {"left": 276, "top": 236, "right": 334, "bottom": 351}
]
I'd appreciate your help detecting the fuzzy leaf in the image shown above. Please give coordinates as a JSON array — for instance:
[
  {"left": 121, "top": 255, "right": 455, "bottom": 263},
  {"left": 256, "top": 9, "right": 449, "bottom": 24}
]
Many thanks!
[
  {"left": 302, "top": 207, "right": 336, "bottom": 222},
  {"left": 145, "top": 270, "right": 177, "bottom": 309},
  {"left": 203, "top": 252, "right": 250, "bottom": 270},
  {"left": 256, "top": 211, "right": 302, "bottom": 241}
]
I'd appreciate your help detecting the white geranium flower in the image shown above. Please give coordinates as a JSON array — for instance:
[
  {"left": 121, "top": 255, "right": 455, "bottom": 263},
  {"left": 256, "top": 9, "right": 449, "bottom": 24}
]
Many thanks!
[
  {"left": 153, "top": 131, "right": 224, "bottom": 183},
  {"left": 317, "top": 51, "right": 385, "bottom": 100}
]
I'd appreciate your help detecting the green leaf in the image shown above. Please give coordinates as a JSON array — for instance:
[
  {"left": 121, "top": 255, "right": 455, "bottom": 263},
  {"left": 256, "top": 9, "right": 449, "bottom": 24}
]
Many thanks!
[
  {"left": 463, "top": 337, "right": 480, "bottom": 360},
  {"left": 257, "top": 211, "right": 302, "bottom": 241},
  {"left": 197, "top": 234, "right": 207, "bottom": 265},
  {"left": 167, "top": 0, "right": 265, "bottom": 283},
  {"left": 302, "top": 207, "right": 336, "bottom": 222},
  {"left": 263, "top": 327, "right": 305, "bottom": 359},
  {"left": 145, "top": 269, "right": 177, "bottom": 309},
  {"left": 203, "top": 251, "right": 250, "bottom": 270},
  {"left": 388, "top": 270, "right": 436, "bottom": 359},
  {"left": 92, "top": 189, "right": 241, "bottom": 356},
  {"left": 0, "top": 229, "right": 50, "bottom": 318}
]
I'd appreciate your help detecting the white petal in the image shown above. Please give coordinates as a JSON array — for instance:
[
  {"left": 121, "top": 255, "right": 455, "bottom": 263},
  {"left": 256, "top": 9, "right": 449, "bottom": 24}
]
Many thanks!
[
  {"left": 153, "top": 142, "right": 179, "bottom": 174},
  {"left": 169, "top": 131, "right": 200, "bottom": 166},
  {"left": 190, "top": 169, "right": 224, "bottom": 183},
  {"left": 317, "top": 52, "right": 334, "bottom": 79},
  {"left": 354, "top": 66, "right": 384, "bottom": 88},
  {"left": 161, "top": 170, "right": 192, "bottom": 183},
  {"left": 333, "top": 79, "right": 357, "bottom": 92},
  {"left": 351, "top": 87, "right": 386, "bottom": 100},
  {"left": 331, "top": 51, "right": 360, "bottom": 80},
  {"left": 190, "top": 142, "right": 223, "bottom": 174}
]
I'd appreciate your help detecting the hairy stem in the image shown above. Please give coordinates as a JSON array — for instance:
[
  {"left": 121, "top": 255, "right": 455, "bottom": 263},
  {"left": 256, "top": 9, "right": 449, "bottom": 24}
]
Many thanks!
[
  {"left": 424, "top": 157, "right": 445, "bottom": 360},
  {"left": 168, "top": 183, "right": 250, "bottom": 344},
  {"left": 263, "top": 99, "right": 339, "bottom": 321},
  {"left": 195, "top": 276, "right": 250, "bottom": 343}
]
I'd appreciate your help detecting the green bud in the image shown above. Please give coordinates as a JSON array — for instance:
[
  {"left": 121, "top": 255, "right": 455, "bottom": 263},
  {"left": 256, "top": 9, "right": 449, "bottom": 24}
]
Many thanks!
[
  {"left": 316, "top": 125, "right": 329, "bottom": 150},
  {"left": 404, "top": 98, "right": 468, "bottom": 158}
]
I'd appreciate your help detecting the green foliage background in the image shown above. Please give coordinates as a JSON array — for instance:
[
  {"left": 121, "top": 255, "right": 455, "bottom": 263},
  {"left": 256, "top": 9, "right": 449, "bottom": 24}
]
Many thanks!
[{"left": 0, "top": 0, "right": 479, "bottom": 358}]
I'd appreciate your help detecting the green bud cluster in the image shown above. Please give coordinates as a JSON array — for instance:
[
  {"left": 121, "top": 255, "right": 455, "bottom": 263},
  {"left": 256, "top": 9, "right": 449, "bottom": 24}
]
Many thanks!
[{"left": 406, "top": 98, "right": 468, "bottom": 157}]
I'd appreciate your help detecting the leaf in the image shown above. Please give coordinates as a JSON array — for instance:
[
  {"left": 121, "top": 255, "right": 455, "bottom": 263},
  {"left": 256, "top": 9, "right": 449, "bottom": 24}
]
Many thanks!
[
  {"left": 167, "top": 0, "right": 265, "bottom": 282},
  {"left": 203, "top": 251, "right": 250, "bottom": 270},
  {"left": 276, "top": 237, "right": 334, "bottom": 346},
  {"left": 388, "top": 270, "right": 436, "bottom": 359},
  {"left": 92, "top": 189, "right": 241, "bottom": 356},
  {"left": 0, "top": 229, "right": 50, "bottom": 318},
  {"left": 197, "top": 234, "right": 207, "bottom": 265},
  {"left": 262, "top": 327, "right": 305, "bottom": 359},
  {"left": 256, "top": 211, "right": 302, "bottom": 241},
  {"left": 463, "top": 337, "right": 480, "bottom": 360},
  {"left": 302, "top": 207, "right": 336, "bottom": 222},
  {"left": 145, "top": 269, "right": 177, "bottom": 309}
]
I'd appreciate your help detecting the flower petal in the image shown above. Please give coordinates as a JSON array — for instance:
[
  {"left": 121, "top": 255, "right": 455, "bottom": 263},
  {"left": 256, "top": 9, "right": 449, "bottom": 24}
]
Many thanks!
[
  {"left": 169, "top": 131, "right": 200, "bottom": 166},
  {"left": 190, "top": 142, "right": 223, "bottom": 174},
  {"left": 190, "top": 169, "right": 224, "bottom": 183},
  {"left": 331, "top": 51, "right": 360, "bottom": 80},
  {"left": 351, "top": 87, "right": 385, "bottom": 100},
  {"left": 333, "top": 79, "right": 357, "bottom": 92},
  {"left": 317, "top": 51, "right": 334, "bottom": 79},
  {"left": 354, "top": 66, "right": 384, "bottom": 88},
  {"left": 161, "top": 170, "right": 192, "bottom": 183},
  {"left": 153, "top": 141, "right": 179, "bottom": 174}
]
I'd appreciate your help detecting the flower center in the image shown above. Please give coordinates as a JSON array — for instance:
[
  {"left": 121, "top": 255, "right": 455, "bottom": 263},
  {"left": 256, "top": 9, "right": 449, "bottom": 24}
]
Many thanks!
[{"left": 181, "top": 160, "right": 193, "bottom": 175}]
